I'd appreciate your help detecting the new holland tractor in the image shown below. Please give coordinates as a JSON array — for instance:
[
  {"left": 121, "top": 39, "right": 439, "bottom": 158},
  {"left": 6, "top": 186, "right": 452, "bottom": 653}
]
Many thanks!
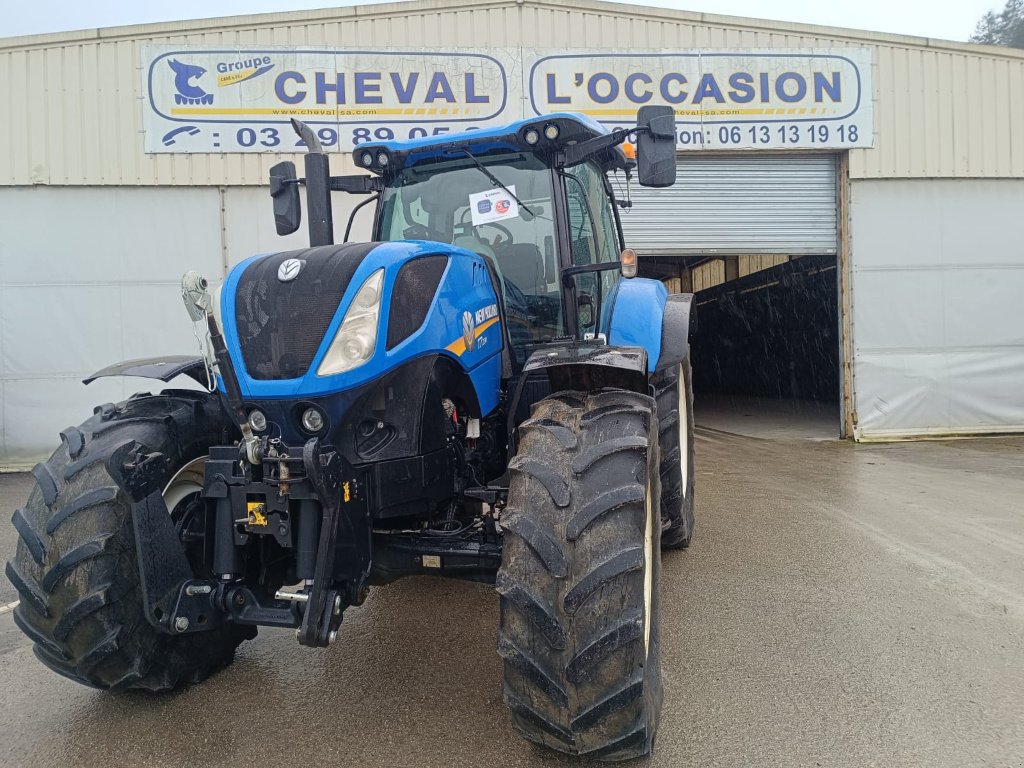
[{"left": 7, "top": 106, "right": 695, "bottom": 761}]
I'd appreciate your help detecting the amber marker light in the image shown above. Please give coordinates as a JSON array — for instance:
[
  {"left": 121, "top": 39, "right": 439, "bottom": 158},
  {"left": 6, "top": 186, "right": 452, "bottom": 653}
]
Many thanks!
[{"left": 620, "top": 248, "right": 638, "bottom": 278}]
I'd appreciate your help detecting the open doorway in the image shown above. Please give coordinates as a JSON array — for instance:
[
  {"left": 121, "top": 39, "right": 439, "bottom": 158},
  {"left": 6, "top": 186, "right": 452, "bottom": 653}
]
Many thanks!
[
  {"left": 646, "top": 255, "right": 839, "bottom": 440},
  {"left": 624, "top": 153, "right": 842, "bottom": 440}
]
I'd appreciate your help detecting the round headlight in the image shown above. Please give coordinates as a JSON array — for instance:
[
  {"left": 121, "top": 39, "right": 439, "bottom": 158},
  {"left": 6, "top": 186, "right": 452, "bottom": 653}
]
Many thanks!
[
  {"left": 360, "top": 151, "right": 373, "bottom": 166},
  {"left": 301, "top": 407, "right": 325, "bottom": 433},
  {"left": 523, "top": 128, "right": 540, "bottom": 145},
  {"left": 355, "top": 287, "right": 378, "bottom": 309},
  {"left": 341, "top": 334, "right": 370, "bottom": 362},
  {"left": 377, "top": 151, "right": 389, "bottom": 167},
  {"left": 247, "top": 409, "right": 267, "bottom": 433},
  {"left": 544, "top": 123, "right": 560, "bottom": 140}
]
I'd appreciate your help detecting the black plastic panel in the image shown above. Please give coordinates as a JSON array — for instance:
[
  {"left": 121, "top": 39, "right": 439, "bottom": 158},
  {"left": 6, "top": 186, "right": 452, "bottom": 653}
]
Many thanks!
[{"left": 385, "top": 255, "right": 448, "bottom": 350}]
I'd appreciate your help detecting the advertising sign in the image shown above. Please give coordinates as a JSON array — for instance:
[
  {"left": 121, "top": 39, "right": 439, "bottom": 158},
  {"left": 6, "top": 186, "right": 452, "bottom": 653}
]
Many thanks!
[
  {"left": 144, "top": 47, "right": 511, "bottom": 152},
  {"left": 528, "top": 50, "right": 872, "bottom": 150},
  {"left": 143, "top": 46, "right": 872, "bottom": 153}
]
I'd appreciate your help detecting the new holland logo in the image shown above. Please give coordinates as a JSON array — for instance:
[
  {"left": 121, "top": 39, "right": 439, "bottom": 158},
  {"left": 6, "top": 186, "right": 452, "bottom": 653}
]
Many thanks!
[
  {"left": 278, "top": 259, "right": 303, "bottom": 282},
  {"left": 462, "top": 311, "right": 476, "bottom": 353}
]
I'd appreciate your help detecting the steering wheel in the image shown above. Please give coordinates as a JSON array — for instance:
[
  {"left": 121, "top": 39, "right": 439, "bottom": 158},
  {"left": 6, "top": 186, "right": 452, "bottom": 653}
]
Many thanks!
[
  {"left": 458, "top": 208, "right": 514, "bottom": 242},
  {"left": 478, "top": 221, "right": 514, "bottom": 247}
]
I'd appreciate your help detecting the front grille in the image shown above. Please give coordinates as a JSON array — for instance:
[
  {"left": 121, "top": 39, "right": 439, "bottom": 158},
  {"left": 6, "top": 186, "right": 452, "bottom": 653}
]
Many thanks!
[{"left": 233, "top": 243, "right": 379, "bottom": 380}]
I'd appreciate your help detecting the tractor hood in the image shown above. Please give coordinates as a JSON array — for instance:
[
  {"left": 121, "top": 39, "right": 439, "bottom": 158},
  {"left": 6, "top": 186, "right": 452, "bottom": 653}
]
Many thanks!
[
  {"left": 218, "top": 240, "right": 505, "bottom": 407},
  {"left": 230, "top": 243, "right": 376, "bottom": 381}
]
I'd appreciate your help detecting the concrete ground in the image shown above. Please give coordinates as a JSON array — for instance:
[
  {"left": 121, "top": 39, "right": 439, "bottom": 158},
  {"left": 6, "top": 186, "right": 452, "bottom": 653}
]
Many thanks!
[{"left": 1, "top": 405, "right": 1023, "bottom": 767}]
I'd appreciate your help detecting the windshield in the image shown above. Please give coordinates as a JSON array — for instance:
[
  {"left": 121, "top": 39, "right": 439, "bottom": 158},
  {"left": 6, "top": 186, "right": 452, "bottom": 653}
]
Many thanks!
[{"left": 378, "top": 152, "right": 561, "bottom": 363}]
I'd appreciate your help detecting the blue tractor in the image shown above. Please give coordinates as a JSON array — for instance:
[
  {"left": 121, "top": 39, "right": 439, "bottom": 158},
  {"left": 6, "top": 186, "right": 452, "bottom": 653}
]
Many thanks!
[{"left": 8, "top": 107, "right": 695, "bottom": 760}]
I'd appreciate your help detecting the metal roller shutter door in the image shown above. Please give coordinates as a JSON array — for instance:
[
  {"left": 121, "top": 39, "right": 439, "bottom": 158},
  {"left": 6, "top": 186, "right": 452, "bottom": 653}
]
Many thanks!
[{"left": 618, "top": 154, "right": 838, "bottom": 256}]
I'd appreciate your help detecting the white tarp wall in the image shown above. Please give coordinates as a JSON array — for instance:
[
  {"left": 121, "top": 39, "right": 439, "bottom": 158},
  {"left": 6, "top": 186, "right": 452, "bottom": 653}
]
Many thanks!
[
  {"left": 850, "top": 179, "right": 1024, "bottom": 439},
  {"left": 0, "top": 186, "right": 370, "bottom": 467}
]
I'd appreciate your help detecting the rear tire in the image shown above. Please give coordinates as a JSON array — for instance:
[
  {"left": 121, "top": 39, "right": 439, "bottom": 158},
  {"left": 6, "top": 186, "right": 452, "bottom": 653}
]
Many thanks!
[
  {"left": 653, "top": 358, "right": 696, "bottom": 549},
  {"left": 6, "top": 391, "right": 254, "bottom": 691},
  {"left": 497, "top": 389, "right": 662, "bottom": 760}
]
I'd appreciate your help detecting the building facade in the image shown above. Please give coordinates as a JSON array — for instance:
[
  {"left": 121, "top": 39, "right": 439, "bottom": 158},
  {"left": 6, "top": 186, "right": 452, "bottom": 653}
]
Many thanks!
[{"left": 1, "top": 0, "right": 1022, "bottom": 465}]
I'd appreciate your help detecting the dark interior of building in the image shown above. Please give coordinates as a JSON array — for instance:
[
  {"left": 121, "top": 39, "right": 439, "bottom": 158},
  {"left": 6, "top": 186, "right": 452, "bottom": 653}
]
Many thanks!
[{"left": 641, "top": 255, "right": 841, "bottom": 439}]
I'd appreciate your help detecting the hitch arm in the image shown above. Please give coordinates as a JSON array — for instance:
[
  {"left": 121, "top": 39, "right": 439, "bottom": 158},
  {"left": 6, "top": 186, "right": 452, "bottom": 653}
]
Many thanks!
[{"left": 296, "top": 438, "right": 345, "bottom": 647}]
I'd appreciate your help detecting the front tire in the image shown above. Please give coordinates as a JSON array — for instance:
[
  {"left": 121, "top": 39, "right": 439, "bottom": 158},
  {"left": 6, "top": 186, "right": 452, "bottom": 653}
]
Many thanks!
[
  {"left": 6, "top": 391, "right": 254, "bottom": 691},
  {"left": 497, "top": 389, "right": 662, "bottom": 761}
]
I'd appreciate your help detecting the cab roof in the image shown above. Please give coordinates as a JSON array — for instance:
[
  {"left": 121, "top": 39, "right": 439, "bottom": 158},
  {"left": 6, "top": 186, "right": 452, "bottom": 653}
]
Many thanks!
[{"left": 354, "top": 112, "right": 630, "bottom": 175}]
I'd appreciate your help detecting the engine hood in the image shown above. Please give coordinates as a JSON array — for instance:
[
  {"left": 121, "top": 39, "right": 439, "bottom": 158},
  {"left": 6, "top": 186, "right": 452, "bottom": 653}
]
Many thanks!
[
  {"left": 218, "top": 240, "right": 505, "bottom": 408},
  {"left": 231, "top": 243, "right": 378, "bottom": 381}
]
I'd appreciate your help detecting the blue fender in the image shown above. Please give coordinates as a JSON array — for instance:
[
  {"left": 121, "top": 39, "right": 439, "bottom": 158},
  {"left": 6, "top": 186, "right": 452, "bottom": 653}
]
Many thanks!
[{"left": 607, "top": 278, "right": 693, "bottom": 373}]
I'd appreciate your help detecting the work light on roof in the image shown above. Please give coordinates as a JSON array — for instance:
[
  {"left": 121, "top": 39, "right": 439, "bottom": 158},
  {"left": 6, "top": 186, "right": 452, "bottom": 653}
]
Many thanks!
[
  {"left": 523, "top": 127, "right": 540, "bottom": 145},
  {"left": 543, "top": 123, "right": 560, "bottom": 141}
]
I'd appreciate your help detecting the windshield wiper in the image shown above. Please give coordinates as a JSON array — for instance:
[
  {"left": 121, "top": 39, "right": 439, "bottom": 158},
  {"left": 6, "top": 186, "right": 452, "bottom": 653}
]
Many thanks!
[{"left": 452, "top": 148, "right": 535, "bottom": 217}]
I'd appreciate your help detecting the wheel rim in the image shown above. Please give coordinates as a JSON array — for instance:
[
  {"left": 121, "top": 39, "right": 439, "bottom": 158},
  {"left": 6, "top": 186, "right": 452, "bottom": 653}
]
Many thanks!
[
  {"left": 643, "top": 474, "right": 654, "bottom": 657},
  {"left": 162, "top": 457, "right": 207, "bottom": 516},
  {"left": 677, "top": 363, "right": 689, "bottom": 494}
]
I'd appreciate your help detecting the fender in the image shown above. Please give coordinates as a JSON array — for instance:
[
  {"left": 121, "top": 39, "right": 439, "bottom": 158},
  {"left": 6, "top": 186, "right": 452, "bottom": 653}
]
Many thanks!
[
  {"left": 656, "top": 293, "right": 694, "bottom": 373},
  {"left": 508, "top": 341, "right": 648, "bottom": 443},
  {"left": 520, "top": 341, "right": 647, "bottom": 394},
  {"left": 607, "top": 278, "right": 692, "bottom": 372},
  {"left": 83, "top": 355, "right": 210, "bottom": 386}
]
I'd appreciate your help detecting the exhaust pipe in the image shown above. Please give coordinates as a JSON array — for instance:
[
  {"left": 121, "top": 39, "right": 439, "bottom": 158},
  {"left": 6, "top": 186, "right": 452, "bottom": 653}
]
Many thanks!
[{"left": 291, "top": 119, "right": 334, "bottom": 247}]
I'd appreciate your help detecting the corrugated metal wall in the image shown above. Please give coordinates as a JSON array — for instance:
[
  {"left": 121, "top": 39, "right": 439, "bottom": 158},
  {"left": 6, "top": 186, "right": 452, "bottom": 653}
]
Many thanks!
[
  {"left": 620, "top": 154, "right": 838, "bottom": 255},
  {"left": 1, "top": 0, "right": 1022, "bottom": 186},
  {"left": 0, "top": 185, "right": 374, "bottom": 467}
]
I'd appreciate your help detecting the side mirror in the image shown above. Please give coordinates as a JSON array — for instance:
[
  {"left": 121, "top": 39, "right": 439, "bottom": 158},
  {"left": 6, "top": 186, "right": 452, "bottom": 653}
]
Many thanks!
[
  {"left": 577, "top": 293, "right": 595, "bottom": 328},
  {"left": 269, "top": 161, "right": 301, "bottom": 236},
  {"left": 636, "top": 105, "right": 677, "bottom": 188}
]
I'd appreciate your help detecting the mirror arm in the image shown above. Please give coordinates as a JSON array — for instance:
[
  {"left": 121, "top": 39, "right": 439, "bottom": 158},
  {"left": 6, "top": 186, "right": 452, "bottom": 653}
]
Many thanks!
[
  {"left": 557, "top": 127, "right": 640, "bottom": 168},
  {"left": 329, "top": 175, "right": 382, "bottom": 194},
  {"left": 343, "top": 193, "right": 379, "bottom": 242},
  {"left": 270, "top": 176, "right": 300, "bottom": 198}
]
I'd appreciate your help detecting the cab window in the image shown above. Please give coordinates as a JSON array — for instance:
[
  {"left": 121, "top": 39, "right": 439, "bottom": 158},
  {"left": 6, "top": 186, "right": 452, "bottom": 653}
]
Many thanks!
[{"left": 564, "top": 162, "right": 621, "bottom": 335}]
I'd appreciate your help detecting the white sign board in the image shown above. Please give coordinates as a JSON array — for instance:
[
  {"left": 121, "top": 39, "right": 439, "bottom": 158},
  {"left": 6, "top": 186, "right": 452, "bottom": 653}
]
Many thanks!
[
  {"left": 142, "top": 47, "right": 872, "bottom": 153},
  {"left": 469, "top": 186, "right": 520, "bottom": 226}
]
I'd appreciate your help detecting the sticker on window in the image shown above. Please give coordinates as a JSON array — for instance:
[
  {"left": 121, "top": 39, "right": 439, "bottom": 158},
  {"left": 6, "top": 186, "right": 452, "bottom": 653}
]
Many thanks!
[{"left": 469, "top": 186, "right": 519, "bottom": 226}]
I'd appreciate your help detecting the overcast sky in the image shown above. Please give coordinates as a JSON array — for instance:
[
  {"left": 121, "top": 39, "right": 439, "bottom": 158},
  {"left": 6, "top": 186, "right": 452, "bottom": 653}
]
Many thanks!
[{"left": 2, "top": 0, "right": 999, "bottom": 43}]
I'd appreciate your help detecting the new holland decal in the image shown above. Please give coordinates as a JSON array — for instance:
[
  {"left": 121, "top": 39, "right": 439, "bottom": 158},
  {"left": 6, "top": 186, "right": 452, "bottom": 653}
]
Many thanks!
[{"left": 447, "top": 304, "right": 499, "bottom": 357}]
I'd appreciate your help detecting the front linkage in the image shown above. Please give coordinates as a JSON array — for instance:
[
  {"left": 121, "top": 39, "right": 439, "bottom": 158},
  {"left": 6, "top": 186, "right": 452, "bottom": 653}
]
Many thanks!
[
  {"left": 129, "top": 436, "right": 367, "bottom": 646},
  {"left": 131, "top": 432, "right": 506, "bottom": 646}
]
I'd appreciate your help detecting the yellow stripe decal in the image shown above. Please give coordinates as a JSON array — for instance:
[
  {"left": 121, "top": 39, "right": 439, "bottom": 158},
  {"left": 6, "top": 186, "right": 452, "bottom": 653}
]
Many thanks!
[{"left": 445, "top": 316, "right": 500, "bottom": 357}]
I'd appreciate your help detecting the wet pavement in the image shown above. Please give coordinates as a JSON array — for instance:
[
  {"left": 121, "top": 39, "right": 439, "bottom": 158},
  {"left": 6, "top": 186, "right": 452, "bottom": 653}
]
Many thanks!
[{"left": 1, "top": 425, "right": 1023, "bottom": 767}]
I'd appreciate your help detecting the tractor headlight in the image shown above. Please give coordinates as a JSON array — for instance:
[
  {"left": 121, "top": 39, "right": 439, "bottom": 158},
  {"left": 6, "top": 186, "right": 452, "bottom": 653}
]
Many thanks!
[{"left": 317, "top": 269, "right": 384, "bottom": 376}]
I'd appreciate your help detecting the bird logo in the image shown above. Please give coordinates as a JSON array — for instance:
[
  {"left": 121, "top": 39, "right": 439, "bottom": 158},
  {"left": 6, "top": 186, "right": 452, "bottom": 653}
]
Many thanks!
[{"left": 168, "top": 59, "right": 213, "bottom": 105}]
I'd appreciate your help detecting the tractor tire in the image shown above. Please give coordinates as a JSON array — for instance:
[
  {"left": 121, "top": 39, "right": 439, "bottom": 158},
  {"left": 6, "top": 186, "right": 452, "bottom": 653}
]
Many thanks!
[
  {"left": 6, "top": 390, "right": 255, "bottom": 691},
  {"left": 497, "top": 389, "right": 662, "bottom": 761},
  {"left": 653, "top": 357, "right": 696, "bottom": 550}
]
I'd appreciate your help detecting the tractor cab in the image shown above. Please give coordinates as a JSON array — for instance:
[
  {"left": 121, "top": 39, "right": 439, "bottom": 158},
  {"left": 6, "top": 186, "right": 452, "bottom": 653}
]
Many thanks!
[{"left": 271, "top": 109, "right": 677, "bottom": 364}]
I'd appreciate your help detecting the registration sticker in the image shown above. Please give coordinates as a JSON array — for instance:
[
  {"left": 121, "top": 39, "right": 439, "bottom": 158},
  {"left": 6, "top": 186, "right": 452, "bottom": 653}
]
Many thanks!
[{"left": 469, "top": 186, "right": 519, "bottom": 226}]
